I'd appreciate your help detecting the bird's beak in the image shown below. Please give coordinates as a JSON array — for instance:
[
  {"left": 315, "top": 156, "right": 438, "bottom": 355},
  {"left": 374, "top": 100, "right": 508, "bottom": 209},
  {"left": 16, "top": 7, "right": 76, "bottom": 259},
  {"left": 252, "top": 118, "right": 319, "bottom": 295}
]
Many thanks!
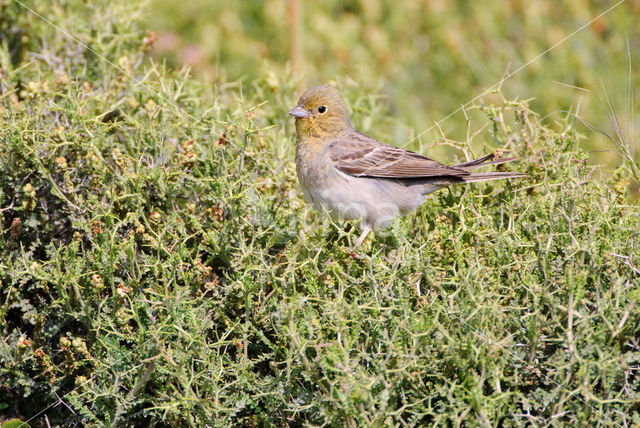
[{"left": 288, "top": 105, "right": 310, "bottom": 118}]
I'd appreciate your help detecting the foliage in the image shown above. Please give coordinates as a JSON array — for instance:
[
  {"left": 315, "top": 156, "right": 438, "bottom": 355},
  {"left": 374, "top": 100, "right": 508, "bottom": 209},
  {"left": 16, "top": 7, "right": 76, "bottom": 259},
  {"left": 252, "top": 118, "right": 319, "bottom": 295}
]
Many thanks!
[{"left": 1, "top": 0, "right": 639, "bottom": 426}]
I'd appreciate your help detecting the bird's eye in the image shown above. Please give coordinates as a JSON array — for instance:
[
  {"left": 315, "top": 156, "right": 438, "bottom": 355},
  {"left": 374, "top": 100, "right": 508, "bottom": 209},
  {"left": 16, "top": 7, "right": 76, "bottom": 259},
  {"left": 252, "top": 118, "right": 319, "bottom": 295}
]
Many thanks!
[{"left": 318, "top": 106, "right": 327, "bottom": 114}]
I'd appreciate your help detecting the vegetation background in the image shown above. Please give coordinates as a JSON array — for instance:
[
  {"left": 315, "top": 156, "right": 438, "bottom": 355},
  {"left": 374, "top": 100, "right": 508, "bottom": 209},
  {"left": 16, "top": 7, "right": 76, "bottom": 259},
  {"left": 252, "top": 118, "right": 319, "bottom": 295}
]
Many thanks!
[
  {"left": 0, "top": 0, "right": 639, "bottom": 426},
  {"left": 147, "top": 0, "right": 640, "bottom": 172}
]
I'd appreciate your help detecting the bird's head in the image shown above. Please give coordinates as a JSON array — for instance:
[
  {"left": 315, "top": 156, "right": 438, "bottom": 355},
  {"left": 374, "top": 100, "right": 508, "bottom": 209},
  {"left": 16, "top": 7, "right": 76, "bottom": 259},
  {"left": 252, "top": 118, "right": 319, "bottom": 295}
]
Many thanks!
[{"left": 289, "top": 84, "right": 352, "bottom": 139}]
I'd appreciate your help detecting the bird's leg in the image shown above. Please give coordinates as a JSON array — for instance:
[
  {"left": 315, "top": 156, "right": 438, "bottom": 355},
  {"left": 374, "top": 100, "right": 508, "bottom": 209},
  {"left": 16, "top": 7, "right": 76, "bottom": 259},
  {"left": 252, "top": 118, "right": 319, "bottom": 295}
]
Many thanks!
[{"left": 355, "top": 224, "right": 372, "bottom": 247}]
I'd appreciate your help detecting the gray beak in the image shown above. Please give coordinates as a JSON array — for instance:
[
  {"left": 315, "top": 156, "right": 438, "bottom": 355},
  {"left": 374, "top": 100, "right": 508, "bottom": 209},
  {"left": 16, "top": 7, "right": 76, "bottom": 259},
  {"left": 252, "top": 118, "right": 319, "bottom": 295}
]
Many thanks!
[{"left": 288, "top": 105, "right": 310, "bottom": 118}]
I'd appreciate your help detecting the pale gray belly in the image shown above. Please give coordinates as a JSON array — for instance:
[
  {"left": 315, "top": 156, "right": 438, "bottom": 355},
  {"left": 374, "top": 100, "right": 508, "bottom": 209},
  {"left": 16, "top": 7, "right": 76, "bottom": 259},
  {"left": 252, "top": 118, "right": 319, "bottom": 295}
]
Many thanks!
[{"left": 299, "top": 167, "right": 434, "bottom": 230}]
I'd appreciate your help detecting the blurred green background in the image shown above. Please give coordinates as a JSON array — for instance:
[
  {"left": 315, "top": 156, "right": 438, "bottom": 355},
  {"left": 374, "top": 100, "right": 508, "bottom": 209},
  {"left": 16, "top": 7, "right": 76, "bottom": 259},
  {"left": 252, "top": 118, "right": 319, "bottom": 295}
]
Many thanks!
[{"left": 145, "top": 0, "right": 639, "bottom": 166}]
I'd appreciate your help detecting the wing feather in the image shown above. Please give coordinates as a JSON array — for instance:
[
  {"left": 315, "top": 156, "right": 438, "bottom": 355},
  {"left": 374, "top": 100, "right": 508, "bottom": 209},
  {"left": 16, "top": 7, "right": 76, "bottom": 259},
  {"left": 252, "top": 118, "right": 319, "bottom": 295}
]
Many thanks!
[{"left": 329, "top": 131, "right": 470, "bottom": 179}]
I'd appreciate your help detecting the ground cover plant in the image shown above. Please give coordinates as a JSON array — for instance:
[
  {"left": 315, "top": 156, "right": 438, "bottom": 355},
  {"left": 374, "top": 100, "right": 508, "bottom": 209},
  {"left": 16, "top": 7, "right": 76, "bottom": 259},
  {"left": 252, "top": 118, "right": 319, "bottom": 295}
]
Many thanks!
[{"left": 1, "top": 0, "right": 639, "bottom": 426}]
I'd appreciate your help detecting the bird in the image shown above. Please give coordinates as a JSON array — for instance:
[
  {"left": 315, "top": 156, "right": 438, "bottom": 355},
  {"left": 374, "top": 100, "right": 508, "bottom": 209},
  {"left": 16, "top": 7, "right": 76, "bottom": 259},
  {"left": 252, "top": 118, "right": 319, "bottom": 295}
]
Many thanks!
[{"left": 289, "top": 84, "right": 527, "bottom": 246}]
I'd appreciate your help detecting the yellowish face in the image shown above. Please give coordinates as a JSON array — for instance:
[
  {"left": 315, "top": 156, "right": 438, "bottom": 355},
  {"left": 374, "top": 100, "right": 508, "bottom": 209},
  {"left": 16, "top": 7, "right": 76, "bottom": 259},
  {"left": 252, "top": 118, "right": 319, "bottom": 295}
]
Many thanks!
[{"left": 289, "top": 85, "right": 351, "bottom": 139}]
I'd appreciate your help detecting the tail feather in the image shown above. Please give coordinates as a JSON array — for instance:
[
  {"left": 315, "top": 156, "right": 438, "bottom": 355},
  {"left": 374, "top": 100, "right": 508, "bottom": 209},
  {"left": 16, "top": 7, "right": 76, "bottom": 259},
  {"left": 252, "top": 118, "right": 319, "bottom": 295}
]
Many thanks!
[
  {"left": 460, "top": 171, "right": 528, "bottom": 183},
  {"left": 406, "top": 153, "right": 527, "bottom": 194},
  {"left": 455, "top": 152, "right": 519, "bottom": 170}
]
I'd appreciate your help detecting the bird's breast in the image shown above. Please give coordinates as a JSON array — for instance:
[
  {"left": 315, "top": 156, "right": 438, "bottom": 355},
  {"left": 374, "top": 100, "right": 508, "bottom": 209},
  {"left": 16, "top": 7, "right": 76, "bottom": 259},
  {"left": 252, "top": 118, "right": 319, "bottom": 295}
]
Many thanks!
[{"left": 295, "top": 140, "right": 346, "bottom": 204}]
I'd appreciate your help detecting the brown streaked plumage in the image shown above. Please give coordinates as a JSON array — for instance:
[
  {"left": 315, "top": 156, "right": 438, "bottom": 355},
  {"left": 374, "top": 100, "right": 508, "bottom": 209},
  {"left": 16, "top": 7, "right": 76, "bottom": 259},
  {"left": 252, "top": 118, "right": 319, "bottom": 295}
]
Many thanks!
[{"left": 289, "top": 84, "right": 527, "bottom": 245}]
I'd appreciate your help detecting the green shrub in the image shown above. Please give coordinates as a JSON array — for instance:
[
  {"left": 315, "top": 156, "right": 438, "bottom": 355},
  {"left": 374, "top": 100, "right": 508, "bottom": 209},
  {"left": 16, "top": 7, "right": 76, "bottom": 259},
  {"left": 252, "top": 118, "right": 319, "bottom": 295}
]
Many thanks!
[{"left": 1, "top": 1, "right": 639, "bottom": 426}]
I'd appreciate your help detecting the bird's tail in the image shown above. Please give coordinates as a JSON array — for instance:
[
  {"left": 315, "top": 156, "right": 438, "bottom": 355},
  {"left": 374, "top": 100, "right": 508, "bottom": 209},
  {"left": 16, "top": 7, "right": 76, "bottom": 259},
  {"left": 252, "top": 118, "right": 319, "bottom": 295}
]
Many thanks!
[
  {"left": 453, "top": 152, "right": 528, "bottom": 182},
  {"left": 454, "top": 152, "right": 519, "bottom": 170},
  {"left": 460, "top": 171, "right": 528, "bottom": 183}
]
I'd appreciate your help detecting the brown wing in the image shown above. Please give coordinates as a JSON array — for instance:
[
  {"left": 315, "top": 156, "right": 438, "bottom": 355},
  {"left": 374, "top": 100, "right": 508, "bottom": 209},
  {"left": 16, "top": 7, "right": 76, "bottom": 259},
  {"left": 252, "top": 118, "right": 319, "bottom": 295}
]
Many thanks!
[{"left": 329, "top": 130, "right": 470, "bottom": 179}]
